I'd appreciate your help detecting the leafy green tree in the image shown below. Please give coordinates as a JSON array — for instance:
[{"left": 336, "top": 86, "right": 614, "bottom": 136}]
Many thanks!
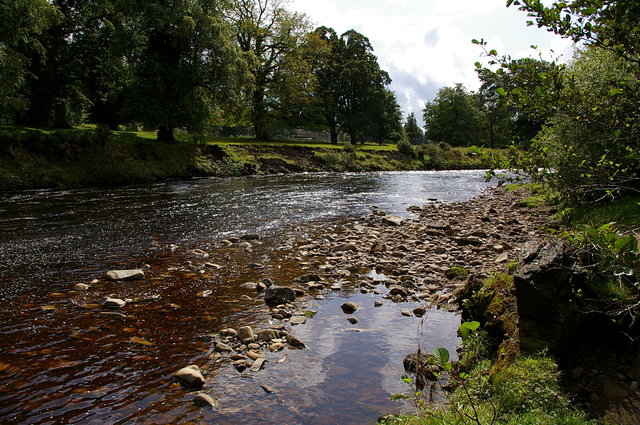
[
  {"left": 0, "top": 0, "right": 61, "bottom": 122},
  {"left": 128, "top": 0, "right": 247, "bottom": 141},
  {"left": 310, "top": 28, "right": 394, "bottom": 143},
  {"left": 508, "top": 0, "right": 640, "bottom": 62},
  {"left": 422, "top": 84, "right": 486, "bottom": 147},
  {"left": 403, "top": 112, "right": 425, "bottom": 144},
  {"left": 228, "top": 0, "right": 314, "bottom": 140},
  {"left": 497, "top": 0, "right": 640, "bottom": 199}
]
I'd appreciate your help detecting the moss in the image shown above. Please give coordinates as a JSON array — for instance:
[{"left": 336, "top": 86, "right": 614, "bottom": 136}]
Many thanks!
[{"left": 445, "top": 266, "right": 469, "bottom": 280}]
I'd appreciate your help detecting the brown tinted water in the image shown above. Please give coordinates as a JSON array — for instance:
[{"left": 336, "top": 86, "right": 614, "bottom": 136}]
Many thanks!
[{"left": 0, "top": 171, "right": 491, "bottom": 424}]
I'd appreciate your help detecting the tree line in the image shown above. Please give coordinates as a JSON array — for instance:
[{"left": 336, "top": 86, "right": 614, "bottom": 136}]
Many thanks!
[
  {"left": 417, "top": 0, "right": 638, "bottom": 201},
  {"left": 0, "top": 0, "right": 402, "bottom": 143}
]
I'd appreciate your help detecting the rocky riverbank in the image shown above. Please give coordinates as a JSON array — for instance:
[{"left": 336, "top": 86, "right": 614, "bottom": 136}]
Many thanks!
[
  {"left": 154, "top": 186, "right": 560, "bottom": 410},
  {"left": 9, "top": 184, "right": 637, "bottom": 423}
]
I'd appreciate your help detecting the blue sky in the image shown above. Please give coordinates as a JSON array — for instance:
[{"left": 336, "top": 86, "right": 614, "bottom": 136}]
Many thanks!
[{"left": 289, "top": 0, "right": 574, "bottom": 125}]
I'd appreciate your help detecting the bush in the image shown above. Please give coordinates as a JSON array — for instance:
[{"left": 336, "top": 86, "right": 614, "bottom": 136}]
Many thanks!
[{"left": 397, "top": 140, "right": 415, "bottom": 158}]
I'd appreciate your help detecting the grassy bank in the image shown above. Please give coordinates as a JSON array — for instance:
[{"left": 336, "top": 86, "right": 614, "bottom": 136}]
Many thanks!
[{"left": 0, "top": 126, "right": 505, "bottom": 191}]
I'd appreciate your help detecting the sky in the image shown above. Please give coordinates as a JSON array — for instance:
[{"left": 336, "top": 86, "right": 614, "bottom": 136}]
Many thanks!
[{"left": 289, "top": 0, "right": 575, "bottom": 125}]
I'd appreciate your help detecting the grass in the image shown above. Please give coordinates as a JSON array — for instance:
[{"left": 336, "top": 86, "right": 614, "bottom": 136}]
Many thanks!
[
  {"left": 0, "top": 125, "right": 510, "bottom": 190},
  {"left": 381, "top": 354, "right": 594, "bottom": 425}
]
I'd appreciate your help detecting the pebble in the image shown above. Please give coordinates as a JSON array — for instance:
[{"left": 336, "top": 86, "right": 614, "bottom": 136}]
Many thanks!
[
  {"left": 193, "top": 393, "right": 219, "bottom": 408},
  {"left": 73, "top": 283, "right": 89, "bottom": 291},
  {"left": 347, "top": 317, "right": 358, "bottom": 324},
  {"left": 103, "top": 297, "right": 126, "bottom": 308}
]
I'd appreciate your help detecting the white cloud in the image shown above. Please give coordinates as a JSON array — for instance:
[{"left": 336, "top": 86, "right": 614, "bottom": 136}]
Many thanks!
[{"left": 289, "top": 0, "right": 574, "bottom": 126}]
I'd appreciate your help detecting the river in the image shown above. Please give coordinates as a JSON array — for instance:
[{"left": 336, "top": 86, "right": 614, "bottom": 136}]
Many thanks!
[{"left": 0, "top": 170, "right": 495, "bottom": 424}]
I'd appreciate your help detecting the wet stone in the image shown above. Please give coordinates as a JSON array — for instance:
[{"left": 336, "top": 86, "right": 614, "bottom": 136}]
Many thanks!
[
  {"left": 289, "top": 316, "right": 306, "bottom": 326},
  {"left": 341, "top": 302, "right": 361, "bottom": 314},
  {"left": 237, "top": 326, "right": 255, "bottom": 344},
  {"left": 193, "top": 393, "right": 219, "bottom": 409},
  {"left": 173, "top": 365, "right": 205, "bottom": 388},
  {"left": 104, "top": 269, "right": 145, "bottom": 281}
]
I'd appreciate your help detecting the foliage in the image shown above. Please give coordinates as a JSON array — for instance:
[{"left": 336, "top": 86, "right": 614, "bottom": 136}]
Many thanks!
[
  {"left": 423, "top": 84, "right": 486, "bottom": 147},
  {"left": 397, "top": 140, "right": 416, "bottom": 158},
  {"left": 386, "top": 333, "right": 593, "bottom": 425},
  {"left": 310, "top": 27, "right": 401, "bottom": 144},
  {"left": 404, "top": 112, "right": 425, "bottom": 144},
  {"left": 127, "top": 0, "right": 248, "bottom": 142},
  {"left": 228, "top": 0, "right": 315, "bottom": 140}
]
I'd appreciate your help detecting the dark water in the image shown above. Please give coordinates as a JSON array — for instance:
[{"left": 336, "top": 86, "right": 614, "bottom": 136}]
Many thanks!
[{"left": 0, "top": 171, "right": 492, "bottom": 424}]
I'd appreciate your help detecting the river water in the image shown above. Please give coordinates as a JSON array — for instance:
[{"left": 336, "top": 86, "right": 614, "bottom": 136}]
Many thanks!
[{"left": 0, "top": 170, "right": 494, "bottom": 424}]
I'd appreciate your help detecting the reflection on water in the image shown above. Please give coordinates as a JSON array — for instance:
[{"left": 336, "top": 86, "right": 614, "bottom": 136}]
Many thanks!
[{"left": 0, "top": 171, "right": 489, "bottom": 424}]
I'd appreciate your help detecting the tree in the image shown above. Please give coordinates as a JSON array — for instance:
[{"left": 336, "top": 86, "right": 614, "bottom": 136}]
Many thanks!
[
  {"left": 0, "top": 0, "right": 61, "bottom": 122},
  {"left": 403, "top": 112, "right": 424, "bottom": 144},
  {"left": 310, "top": 28, "right": 394, "bottom": 143},
  {"left": 498, "top": 0, "right": 640, "bottom": 199},
  {"left": 508, "top": 0, "right": 640, "bottom": 62},
  {"left": 127, "top": 0, "right": 247, "bottom": 141},
  {"left": 423, "top": 84, "right": 485, "bottom": 147},
  {"left": 228, "top": 0, "right": 314, "bottom": 140}
]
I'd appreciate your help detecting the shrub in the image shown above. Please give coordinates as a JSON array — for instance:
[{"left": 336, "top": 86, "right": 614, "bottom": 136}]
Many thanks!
[{"left": 397, "top": 140, "right": 415, "bottom": 158}]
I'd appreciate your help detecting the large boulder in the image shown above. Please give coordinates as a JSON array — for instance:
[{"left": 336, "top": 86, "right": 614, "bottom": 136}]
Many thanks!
[
  {"left": 514, "top": 239, "right": 574, "bottom": 323},
  {"left": 264, "top": 286, "right": 296, "bottom": 307}
]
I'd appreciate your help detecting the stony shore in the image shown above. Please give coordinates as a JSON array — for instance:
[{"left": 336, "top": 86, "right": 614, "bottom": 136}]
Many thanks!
[{"left": 149, "top": 185, "right": 558, "bottom": 408}]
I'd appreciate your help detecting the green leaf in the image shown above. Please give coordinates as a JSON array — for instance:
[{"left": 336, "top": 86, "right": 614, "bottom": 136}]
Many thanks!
[
  {"left": 433, "top": 347, "right": 450, "bottom": 365},
  {"left": 496, "top": 87, "right": 507, "bottom": 96},
  {"left": 390, "top": 393, "right": 410, "bottom": 401}
]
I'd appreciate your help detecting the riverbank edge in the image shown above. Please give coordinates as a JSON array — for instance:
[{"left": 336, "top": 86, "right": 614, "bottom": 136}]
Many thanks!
[{"left": 0, "top": 129, "right": 499, "bottom": 191}]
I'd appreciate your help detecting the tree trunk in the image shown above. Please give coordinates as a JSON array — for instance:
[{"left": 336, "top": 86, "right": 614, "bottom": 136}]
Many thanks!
[
  {"left": 53, "top": 101, "right": 71, "bottom": 129},
  {"left": 251, "top": 85, "right": 269, "bottom": 141},
  {"left": 330, "top": 123, "right": 339, "bottom": 144},
  {"left": 349, "top": 131, "right": 357, "bottom": 144},
  {"left": 157, "top": 125, "right": 176, "bottom": 142}
]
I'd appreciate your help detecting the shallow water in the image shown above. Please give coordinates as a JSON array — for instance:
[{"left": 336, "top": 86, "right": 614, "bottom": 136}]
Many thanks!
[{"left": 0, "top": 170, "right": 492, "bottom": 424}]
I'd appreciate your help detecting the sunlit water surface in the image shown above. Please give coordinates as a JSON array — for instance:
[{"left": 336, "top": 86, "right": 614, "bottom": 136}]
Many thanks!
[{"left": 0, "top": 171, "right": 493, "bottom": 424}]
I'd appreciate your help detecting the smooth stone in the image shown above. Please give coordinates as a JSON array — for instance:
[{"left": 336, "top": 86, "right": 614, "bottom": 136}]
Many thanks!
[
  {"left": 173, "top": 365, "right": 205, "bottom": 388},
  {"left": 258, "top": 329, "right": 278, "bottom": 342},
  {"left": 285, "top": 333, "right": 306, "bottom": 349},
  {"left": 246, "top": 350, "right": 264, "bottom": 360},
  {"left": 240, "top": 233, "right": 261, "bottom": 240},
  {"left": 332, "top": 243, "right": 358, "bottom": 252},
  {"left": 103, "top": 297, "right": 126, "bottom": 308},
  {"left": 261, "top": 384, "right": 275, "bottom": 393},
  {"left": 105, "top": 269, "right": 145, "bottom": 281},
  {"left": 215, "top": 342, "right": 233, "bottom": 352},
  {"left": 495, "top": 252, "right": 510, "bottom": 263},
  {"left": 193, "top": 393, "right": 219, "bottom": 408},
  {"left": 237, "top": 326, "right": 255, "bottom": 344},
  {"left": 289, "top": 316, "right": 306, "bottom": 326},
  {"left": 401, "top": 309, "right": 412, "bottom": 317},
  {"left": 347, "top": 316, "right": 358, "bottom": 324},
  {"left": 269, "top": 343, "right": 285, "bottom": 352},
  {"left": 374, "top": 300, "right": 384, "bottom": 307},
  {"left": 247, "top": 343, "right": 260, "bottom": 350},
  {"left": 221, "top": 328, "right": 238, "bottom": 337},
  {"left": 413, "top": 307, "right": 427, "bottom": 317},
  {"left": 73, "top": 283, "right": 89, "bottom": 291},
  {"left": 382, "top": 215, "right": 404, "bottom": 226},
  {"left": 341, "top": 302, "right": 361, "bottom": 314}
]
